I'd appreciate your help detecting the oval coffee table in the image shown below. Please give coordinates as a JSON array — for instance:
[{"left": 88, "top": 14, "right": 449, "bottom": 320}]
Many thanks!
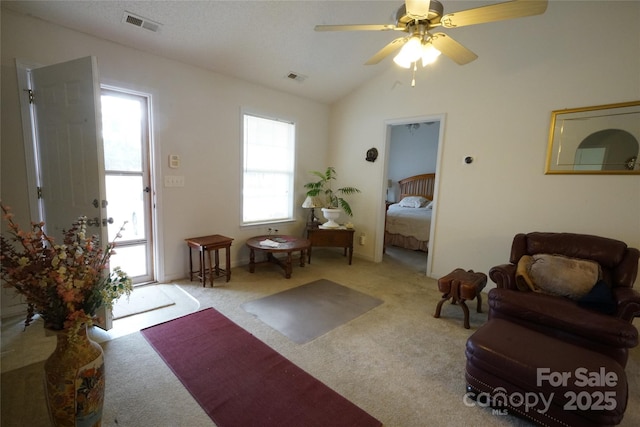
[{"left": 246, "top": 235, "right": 311, "bottom": 279}]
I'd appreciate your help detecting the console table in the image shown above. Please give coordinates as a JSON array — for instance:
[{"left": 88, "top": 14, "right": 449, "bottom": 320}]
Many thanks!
[{"left": 306, "top": 227, "right": 355, "bottom": 265}]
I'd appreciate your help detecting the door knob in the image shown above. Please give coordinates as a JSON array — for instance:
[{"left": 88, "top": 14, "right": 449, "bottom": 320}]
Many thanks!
[{"left": 102, "top": 217, "right": 114, "bottom": 226}]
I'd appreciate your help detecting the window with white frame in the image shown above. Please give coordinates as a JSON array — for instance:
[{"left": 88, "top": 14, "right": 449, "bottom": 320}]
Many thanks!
[{"left": 242, "top": 113, "right": 295, "bottom": 225}]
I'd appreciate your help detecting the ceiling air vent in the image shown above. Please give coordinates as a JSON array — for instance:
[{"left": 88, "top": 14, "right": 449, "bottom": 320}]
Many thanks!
[
  {"left": 286, "top": 72, "right": 307, "bottom": 83},
  {"left": 122, "top": 11, "right": 162, "bottom": 33}
]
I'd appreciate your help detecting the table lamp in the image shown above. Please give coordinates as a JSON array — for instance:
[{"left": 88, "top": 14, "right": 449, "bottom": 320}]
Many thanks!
[{"left": 302, "top": 196, "right": 320, "bottom": 227}]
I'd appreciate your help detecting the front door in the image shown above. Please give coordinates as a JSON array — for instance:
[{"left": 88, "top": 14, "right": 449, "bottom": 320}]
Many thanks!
[
  {"left": 31, "top": 56, "right": 106, "bottom": 242},
  {"left": 31, "top": 56, "right": 112, "bottom": 329}
]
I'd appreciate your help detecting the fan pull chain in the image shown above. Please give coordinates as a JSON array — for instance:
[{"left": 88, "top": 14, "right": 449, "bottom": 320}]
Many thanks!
[{"left": 411, "top": 62, "right": 417, "bottom": 87}]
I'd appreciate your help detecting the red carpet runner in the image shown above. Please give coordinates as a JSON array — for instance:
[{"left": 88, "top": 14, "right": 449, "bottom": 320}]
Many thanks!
[{"left": 141, "top": 308, "right": 383, "bottom": 427}]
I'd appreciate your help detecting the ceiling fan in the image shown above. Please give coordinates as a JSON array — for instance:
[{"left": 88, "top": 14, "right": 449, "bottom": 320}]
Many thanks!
[{"left": 315, "top": 0, "right": 548, "bottom": 78}]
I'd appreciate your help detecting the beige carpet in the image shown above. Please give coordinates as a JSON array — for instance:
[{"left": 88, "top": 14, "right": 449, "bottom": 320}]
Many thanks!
[{"left": 2, "top": 247, "right": 639, "bottom": 427}]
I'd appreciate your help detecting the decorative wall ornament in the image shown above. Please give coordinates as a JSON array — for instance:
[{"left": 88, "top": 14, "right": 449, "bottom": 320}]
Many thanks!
[{"left": 366, "top": 148, "right": 378, "bottom": 162}]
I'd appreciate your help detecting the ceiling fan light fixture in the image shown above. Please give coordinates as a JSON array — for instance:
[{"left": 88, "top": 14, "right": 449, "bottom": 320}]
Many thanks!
[
  {"left": 393, "top": 54, "right": 412, "bottom": 69},
  {"left": 317, "top": 0, "right": 549, "bottom": 70},
  {"left": 421, "top": 43, "right": 441, "bottom": 67},
  {"left": 393, "top": 36, "right": 423, "bottom": 69}
]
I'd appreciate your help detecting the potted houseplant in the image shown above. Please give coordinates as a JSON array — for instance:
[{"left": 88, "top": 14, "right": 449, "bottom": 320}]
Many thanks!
[{"left": 304, "top": 167, "right": 361, "bottom": 228}]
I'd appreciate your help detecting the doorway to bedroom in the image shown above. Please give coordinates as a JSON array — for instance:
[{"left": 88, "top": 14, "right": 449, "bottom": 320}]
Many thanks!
[{"left": 381, "top": 115, "right": 443, "bottom": 276}]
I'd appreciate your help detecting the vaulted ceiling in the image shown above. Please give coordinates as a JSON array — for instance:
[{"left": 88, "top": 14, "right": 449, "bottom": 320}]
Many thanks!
[{"left": 2, "top": 1, "right": 501, "bottom": 104}]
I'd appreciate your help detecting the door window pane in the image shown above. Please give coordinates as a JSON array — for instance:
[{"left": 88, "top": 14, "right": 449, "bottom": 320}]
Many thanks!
[
  {"left": 102, "top": 95, "right": 143, "bottom": 172},
  {"left": 108, "top": 244, "right": 147, "bottom": 278},
  {"left": 105, "top": 175, "right": 145, "bottom": 242}
]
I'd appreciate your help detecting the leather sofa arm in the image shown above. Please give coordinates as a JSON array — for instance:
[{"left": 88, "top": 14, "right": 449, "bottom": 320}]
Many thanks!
[
  {"left": 488, "top": 264, "right": 518, "bottom": 290},
  {"left": 614, "top": 247, "right": 640, "bottom": 287},
  {"left": 488, "top": 288, "right": 639, "bottom": 349},
  {"left": 613, "top": 287, "right": 640, "bottom": 322}
]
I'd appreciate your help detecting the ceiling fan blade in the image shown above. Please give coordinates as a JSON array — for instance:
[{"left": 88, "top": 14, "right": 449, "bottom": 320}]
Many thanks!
[
  {"left": 405, "top": 0, "right": 431, "bottom": 19},
  {"left": 440, "top": 0, "right": 548, "bottom": 28},
  {"left": 430, "top": 33, "right": 478, "bottom": 65},
  {"left": 315, "top": 24, "right": 399, "bottom": 32},
  {"left": 365, "top": 37, "right": 408, "bottom": 65}
]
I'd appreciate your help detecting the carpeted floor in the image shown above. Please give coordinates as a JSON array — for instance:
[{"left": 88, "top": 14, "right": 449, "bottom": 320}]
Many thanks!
[
  {"left": 142, "top": 307, "right": 382, "bottom": 427},
  {"left": 241, "top": 279, "right": 383, "bottom": 343},
  {"left": 2, "top": 247, "right": 639, "bottom": 427}
]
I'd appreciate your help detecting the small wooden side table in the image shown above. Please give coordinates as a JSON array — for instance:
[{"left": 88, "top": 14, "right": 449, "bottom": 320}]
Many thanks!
[
  {"left": 306, "top": 227, "right": 355, "bottom": 265},
  {"left": 185, "top": 234, "right": 233, "bottom": 287},
  {"left": 434, "top": 268, "right": 487, "bottom": 329}
]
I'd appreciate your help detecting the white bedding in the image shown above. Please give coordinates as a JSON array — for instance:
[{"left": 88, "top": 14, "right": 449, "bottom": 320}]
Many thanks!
[{"left": 385, "top": 203, "right": 432, "bottom": 242}]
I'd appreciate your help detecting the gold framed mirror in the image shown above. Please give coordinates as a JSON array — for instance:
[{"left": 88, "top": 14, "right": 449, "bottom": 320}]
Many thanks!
[{"left": 545, "top": 100, "right": 640, "bottom": 174}]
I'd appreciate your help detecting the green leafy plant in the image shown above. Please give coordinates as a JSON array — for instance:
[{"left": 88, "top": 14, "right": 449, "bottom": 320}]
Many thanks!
[
  {"left": 304, "top": 167, "right": 361, "bottom": 216},
  {"left": 0, "top": 203, "right": 133, "bottom": 341}
]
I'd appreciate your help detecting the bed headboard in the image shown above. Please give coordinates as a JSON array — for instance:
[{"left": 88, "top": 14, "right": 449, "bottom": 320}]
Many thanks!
[{"left": 398, "top": 173, "right": 436, "bottom": 201}]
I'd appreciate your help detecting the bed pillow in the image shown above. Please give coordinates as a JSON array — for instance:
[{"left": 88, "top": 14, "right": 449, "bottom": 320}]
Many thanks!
[
  {"left": 398, "top": 196, "right": 430, "bottom": 208},
  {"left": 524, "top": 254, "right": 601, "bottom": 300}
]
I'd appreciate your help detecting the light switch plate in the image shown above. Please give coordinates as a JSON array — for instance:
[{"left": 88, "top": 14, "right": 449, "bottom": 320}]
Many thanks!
[
  {"left": 164, "top": 175, "right": 184, "bottom": 187},
  {"left": 169, "top": 154, "right": 180, "bottom": 168}
]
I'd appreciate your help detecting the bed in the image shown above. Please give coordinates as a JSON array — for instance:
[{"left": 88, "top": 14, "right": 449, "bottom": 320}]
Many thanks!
[{"left": 384, "top": 173, "right": 436, "bottom": 252}]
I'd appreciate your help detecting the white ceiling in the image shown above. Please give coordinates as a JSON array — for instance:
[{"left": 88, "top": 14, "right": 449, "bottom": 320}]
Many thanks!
[{"left": 3, "top": 0, "right": 495, "bottom": 104}]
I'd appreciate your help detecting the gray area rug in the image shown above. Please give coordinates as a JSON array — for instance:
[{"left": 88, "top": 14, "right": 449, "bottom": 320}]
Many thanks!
[{"left": 241, "top": 279, "right": 383, "bottom": 344}]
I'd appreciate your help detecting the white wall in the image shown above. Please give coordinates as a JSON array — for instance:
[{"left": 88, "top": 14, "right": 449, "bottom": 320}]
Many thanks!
[
  {"left": 1, "top": 10, "right": 330, "bottom": 284},
  {"left": 2, "top": 2, "right": 639, "bottom": 292},
  {"left": 328, "top": 1, "right": 640, "bottom": 283}
]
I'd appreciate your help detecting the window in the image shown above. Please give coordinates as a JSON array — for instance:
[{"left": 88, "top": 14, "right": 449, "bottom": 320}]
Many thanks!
[{"left": 242, "top": 113, "right": 295, "bottom": 224}]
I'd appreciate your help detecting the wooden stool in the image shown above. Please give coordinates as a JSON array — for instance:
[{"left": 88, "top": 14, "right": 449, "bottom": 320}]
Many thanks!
[
  {"left": 434, "top": 268, "right": 487, "bottom": 329},
  {"left": 185, "top": 235, "right": 233, "bottom": 287}
]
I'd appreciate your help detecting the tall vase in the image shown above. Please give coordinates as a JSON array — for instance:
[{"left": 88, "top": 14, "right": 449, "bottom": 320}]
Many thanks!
[{"left": 44, "top": 325, "right": 105, "bottom": 427}]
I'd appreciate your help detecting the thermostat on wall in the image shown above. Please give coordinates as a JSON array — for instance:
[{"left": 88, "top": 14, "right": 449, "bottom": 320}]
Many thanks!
[{"left": 169, "top": 154, "right": 180, "bottom": 168}]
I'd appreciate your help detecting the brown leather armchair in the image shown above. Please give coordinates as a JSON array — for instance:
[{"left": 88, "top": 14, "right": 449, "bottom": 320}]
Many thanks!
[
  {"left": 489, "top": 232, "right": 640, "bottom": 322},
  {"left": 465, "top": 233, "right": 640, "bottom": 426}
]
